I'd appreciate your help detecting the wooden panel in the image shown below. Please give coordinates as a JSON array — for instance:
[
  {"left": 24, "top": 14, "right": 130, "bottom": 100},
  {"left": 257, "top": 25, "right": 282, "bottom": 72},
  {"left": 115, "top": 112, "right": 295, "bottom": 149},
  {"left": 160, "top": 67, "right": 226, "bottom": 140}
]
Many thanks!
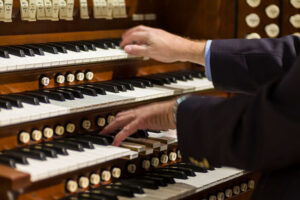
[
  {"left": 0, "top": 165, "right": 30, "bottom": 194},
  {"left": 158, "top": 0, "right": 236, "bottom": 39},
  {"left": 0, "top": 30, "right": 125, "bottom": 46}
]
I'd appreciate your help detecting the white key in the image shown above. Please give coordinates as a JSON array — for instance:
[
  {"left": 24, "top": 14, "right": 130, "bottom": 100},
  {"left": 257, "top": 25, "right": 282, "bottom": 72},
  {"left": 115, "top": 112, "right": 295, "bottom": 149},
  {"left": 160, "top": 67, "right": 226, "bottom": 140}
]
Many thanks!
[{"left": 16, "top": 144, "right": 133, "bottom": 182}]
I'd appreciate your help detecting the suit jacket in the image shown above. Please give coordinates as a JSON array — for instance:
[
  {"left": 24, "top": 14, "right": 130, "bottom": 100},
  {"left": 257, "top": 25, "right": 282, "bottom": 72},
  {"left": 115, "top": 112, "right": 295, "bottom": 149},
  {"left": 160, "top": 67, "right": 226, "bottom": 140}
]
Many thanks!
[{"left": 177, "top": 35, "right": 300, "bottom": 200}]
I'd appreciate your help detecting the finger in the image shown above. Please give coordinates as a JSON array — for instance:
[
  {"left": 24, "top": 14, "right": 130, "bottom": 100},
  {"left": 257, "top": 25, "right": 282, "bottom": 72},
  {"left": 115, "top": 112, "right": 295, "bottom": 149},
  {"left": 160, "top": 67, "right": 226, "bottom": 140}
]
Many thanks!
[
  {"left": 112, "top": 120, "right": 141, "bottom": 146},
  {"left": 124, "top": 45, "right": 149, "bottom": 57},
  {"left": 122, "top": 25, "right": 150, "bottom": 39},
  {"left": 116, "top": 109, "right": 135, "bottom": 118},
  {"left": 120, "top": 31, "right": 149, "bottom": 48},
  {"left": 101, "top": 114, "right": 135, "bottom": 135}
]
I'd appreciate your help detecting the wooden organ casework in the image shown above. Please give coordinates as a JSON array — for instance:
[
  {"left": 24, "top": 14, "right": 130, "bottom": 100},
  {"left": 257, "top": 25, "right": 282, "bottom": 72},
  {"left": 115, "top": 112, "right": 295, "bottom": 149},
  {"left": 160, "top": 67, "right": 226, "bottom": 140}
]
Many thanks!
[{"left": 0, "top": 0, "right": 297, "bottom": 200}]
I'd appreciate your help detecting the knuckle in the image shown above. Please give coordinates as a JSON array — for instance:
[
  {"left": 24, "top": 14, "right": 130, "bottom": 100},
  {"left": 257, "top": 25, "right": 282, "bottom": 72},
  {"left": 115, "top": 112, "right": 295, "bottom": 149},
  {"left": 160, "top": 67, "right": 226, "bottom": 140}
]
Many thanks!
[
  {"left": 138, "top": 25, "right": 145, "bottom": 29},
  {"left": 123, "top": 126, "right": 131, "bottom": 132}
]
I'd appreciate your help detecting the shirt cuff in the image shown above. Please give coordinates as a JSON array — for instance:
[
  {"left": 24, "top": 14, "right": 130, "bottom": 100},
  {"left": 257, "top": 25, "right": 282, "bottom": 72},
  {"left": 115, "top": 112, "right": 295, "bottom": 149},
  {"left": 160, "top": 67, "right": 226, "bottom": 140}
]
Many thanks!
[{"left": 204, "top": 40, "right": 212, "bottom": 81}]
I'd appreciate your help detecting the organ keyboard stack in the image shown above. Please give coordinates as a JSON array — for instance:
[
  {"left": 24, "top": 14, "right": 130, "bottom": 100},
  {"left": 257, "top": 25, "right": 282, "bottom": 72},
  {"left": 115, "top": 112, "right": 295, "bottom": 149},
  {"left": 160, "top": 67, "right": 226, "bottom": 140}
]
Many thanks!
[{"left": 0, "top": 1, "right": 262, "bottom": 200}]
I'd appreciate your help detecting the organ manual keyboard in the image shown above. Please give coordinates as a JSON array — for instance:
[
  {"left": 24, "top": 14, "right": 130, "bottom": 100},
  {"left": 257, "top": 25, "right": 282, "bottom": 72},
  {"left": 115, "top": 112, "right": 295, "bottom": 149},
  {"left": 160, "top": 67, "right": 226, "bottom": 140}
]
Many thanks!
[{"left": 0, "top": 0, "right": 262, "bottom": 200}]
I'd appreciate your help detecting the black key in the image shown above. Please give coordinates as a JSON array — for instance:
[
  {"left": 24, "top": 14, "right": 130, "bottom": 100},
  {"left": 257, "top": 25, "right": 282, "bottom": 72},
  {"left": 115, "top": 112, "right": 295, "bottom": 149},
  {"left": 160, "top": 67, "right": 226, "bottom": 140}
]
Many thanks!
[
  {"left": 150, "top": 76, "right": 171, "bottom": 84},
  {"left": 0, "top": 99, "right": 12, "bottom": 109},
  {"left": 0, "top": 96, "right": 23, "bottom": 108},
  {"left": 4, "top": 46, "right": 25, "bottom": 57},
  {"left": 110, "top": 38, "right": 121, "bottom": 45},
  {"left": 163, "top": 166, "right": 196, "bottom": 176},
  {"left": 47, "top": 43, "right": 68, "bottom": 53},
  {"left": 133, "top": 79, "right": 153, "bottom": 87},
  {"left": 150, "top": 74, "right": 175, "bottom": 83},
  {"left": 88, "top": 190, "right": 118, "bottom": 200},
  {"left": 100, "top": 185, "right": 134, "bottom": 197},
  {"left": 25, "top": 92, "right": 50, "bottom": 104},
  {"left": 137, "top": 175, "right": 167, "bottom": 186},
  {"left": 113, "top": 182, "right": 144, "bottom": 194},
  {"left": 120, "top": 179, "right": 159, "bottom": 190},
  {"left": 105, "top": 82, "right": 127, "bottom": 92},
  {"left": 59, "top": 88, "right": 84, "bottom": 99},
  {"left": 92, "top": 134, "right": 114, "bottom": 144},
  {"left": 76, "top": 135, "right": 109, "bottom": 146},
  {"left": 177, "top": 70, "right": 196, "bottom": 79},
  {"left": 172, "top": 162, "right": 207, "bottom": 173},
  {"left": 1, "top": 153, "right": 28, "bottom": 165},
  {"left": 81, "top": 41, "right": 97, "bottom": 51},
  {"left": 0, "top": 156, "right": 16, "bottom": 168},
  {"left": 64, "top": 196, "right": 92, "bottom": 200},
  {"left": 166, "top": 72, "right": 188, "bottom": 81},
  {"left": 38, "top": 90, "right": 65, "bottom": 101},
  {"left": 28, "top": 44, "right": 58, "bottom": 54},
  {"left": 42, "top": 143, "right": 68, "bottom": 155},
  {"left": 84, "top": 85, "right": 106, "bottom": 95},
  {"left": 8, "top": 94, "right": 39, "bottom": 105},
  {"left": 55, "top": 89, "right": 75, "bottom": 100},
  {"left": 92, "top": 41, "right": 109, "bottom": 49},
  {"left": 59, "top": 196, "right": 80, "bottom": 200},
  {"left": 178, "top": 71, "right": 194, "bottom": 80},
  {"left": 154, "top": 74, "right": 177, "bottom": 83},
  {"left": 76, "top": 193, "right": 110, "bottom": 200},
  {"left": 54, "top": 140, "right": 84, "bottom": 152},
  {"left": 56, "top": 42, "right": 80, "bottom": 52},
  {"left": 69, "top": 42, "right": 89, "bottom": 51},
  {"left": 30, "top": 145, "right": 57, "bottom": 158},
  {"left": 89, "top": 189, "right": 120, "bottom": 199},
  {"left": 67, "top": 138, "right": 94, "bottom": 149},
  {"left": 114, "top": 81, "right": 134, "bottom": 90},
  {"left": 93, "top": 83, "right": 119, "bottom": 93},
  {"left": 153, "top": 168, "right": 188, "bottom": 179},
  {"left": 147, "top": 129, "right": 161, "bottom": 133},
  {"left": 10, "top": 148, "right": 46, "bottom": 160},
  {"left": 103, "top": 41, "right": 117, "bottom": 49},
  {"left": 123, "top": 80, "right": 146, "bottom": 88},
  {"left": 145, "top": 172, "right": 175, "bottom": 184},
  {"left": 140, "top": 77, "right": 165, "bottom": 85},
  {"left": 0, "top": 48, "right": 9, "bottom": 58},
  {"left": 23, "top": 45, "right": 44, "bottom": 55},
  {"left": 131, "top": 130, "right": 149, "bottom": 138},
  {"left": 187, "top": 70, "right": 204, "bottom": 78},
  {"left": 13, "top": 46, "right": 35, "bottom": 56},
  {"left": 72, "top": 86, "right": 97, "bottom": 96}
]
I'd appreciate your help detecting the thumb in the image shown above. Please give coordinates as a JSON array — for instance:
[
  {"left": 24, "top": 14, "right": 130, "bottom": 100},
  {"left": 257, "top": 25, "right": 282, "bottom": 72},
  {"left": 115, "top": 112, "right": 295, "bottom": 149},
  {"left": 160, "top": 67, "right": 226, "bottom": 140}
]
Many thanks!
[{"left": 124, "top": 44, "right": 149, "bottom": 57}]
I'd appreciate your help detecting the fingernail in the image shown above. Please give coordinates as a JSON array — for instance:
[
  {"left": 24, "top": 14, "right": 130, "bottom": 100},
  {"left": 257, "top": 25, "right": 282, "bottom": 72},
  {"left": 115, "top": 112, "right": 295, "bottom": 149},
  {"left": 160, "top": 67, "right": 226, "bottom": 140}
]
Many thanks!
[
  {"left": 112, "top": 140, "right": 119, "bottom": 146},
  {"left": 125, "top": 46, "right": 132, "bottom": 53}
]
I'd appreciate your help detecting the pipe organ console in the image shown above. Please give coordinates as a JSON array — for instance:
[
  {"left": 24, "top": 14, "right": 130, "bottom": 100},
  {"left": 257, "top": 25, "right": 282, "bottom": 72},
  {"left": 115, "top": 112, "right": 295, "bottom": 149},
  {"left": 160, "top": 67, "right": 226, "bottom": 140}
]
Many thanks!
[{"left": 1, "top": 0, "right": 298, "bottom": 200}]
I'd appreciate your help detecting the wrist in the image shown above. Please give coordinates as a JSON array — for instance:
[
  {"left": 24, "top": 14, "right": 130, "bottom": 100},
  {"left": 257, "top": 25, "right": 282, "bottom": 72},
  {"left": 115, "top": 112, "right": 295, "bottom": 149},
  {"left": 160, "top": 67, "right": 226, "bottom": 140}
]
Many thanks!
[
  {"left": 171, "top": 95, "right": 190, "bottom": 127},
  {"left": 179, "top": 40, "right": 206, "bottom": 65}
]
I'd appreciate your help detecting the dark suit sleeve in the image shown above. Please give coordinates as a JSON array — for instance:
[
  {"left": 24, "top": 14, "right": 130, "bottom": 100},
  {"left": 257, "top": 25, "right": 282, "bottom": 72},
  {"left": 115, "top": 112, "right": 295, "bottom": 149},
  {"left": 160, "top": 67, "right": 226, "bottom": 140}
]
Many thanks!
[
  {"left": 210, "top": 35, "right": 300, "bottom": 94},
  {"left": 177, "top": 45, "right": 300, "bottom": 172}
]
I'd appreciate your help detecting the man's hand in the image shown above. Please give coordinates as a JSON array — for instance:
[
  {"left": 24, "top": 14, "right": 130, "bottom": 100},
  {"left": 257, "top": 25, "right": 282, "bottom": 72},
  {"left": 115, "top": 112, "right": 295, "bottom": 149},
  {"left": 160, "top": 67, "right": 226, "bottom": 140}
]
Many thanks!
[
  {"left": 120, "top": 25, "right": 206, "bottom": 65},
  {"left": 101, "top": 100, "right": 176, "bottom": 146}
]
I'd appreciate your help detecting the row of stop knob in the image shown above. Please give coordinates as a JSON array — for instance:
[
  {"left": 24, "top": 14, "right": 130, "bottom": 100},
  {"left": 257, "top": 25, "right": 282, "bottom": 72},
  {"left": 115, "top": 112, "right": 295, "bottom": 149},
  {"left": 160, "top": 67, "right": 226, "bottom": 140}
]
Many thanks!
[
  {"left": 18, "top": 114, "right": 115, "bottom": 144},
  {"left": 65, "top": 167, "right": 121, "bottom": 193},
  {"left": 40, "top": 70, "right": 94, "bottom": 86},
  {"left": 204, "top": 179, "right": 255, "bottom": 200},
  {"left": 64, "top": 150, "right": 181, "bottom": 194}
]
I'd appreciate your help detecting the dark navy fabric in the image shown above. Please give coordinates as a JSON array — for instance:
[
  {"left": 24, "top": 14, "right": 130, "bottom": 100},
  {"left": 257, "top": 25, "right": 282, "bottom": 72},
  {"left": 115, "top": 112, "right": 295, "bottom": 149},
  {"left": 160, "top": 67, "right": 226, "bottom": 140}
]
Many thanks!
[{"left": 177, "top": 35, "right": 300, "bottom": 200}]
